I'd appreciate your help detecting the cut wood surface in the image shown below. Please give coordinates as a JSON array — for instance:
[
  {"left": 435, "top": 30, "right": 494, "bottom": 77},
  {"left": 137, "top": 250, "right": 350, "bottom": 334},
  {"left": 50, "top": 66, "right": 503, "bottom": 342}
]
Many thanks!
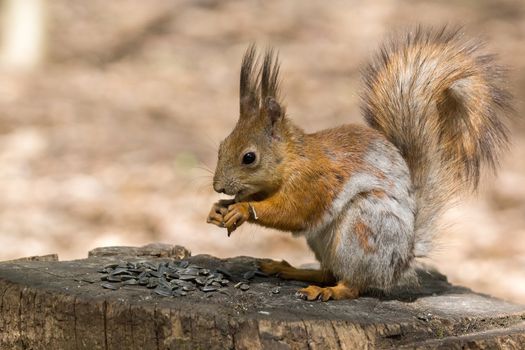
[{"left": 0, "top": 244, "right": 524, "bottom": 349}]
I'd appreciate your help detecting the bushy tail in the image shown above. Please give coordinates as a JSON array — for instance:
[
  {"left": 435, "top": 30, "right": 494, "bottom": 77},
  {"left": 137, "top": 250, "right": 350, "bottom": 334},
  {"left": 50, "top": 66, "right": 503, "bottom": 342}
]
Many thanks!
[{"left": 361, "top": 27, "right": 512, "bottom": 256}]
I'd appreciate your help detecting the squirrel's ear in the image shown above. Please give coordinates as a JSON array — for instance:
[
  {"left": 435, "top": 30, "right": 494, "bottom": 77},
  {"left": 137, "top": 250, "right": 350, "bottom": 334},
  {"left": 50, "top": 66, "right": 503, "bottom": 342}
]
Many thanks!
[{"left": 264, "top": 96, "right": 283, "bottom": 125}]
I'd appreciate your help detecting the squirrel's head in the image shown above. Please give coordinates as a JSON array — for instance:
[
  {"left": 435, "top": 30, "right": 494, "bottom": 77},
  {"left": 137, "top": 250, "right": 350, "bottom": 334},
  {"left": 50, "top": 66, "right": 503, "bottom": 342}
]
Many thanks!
[{"left": 213, "top": 46, "right": 288, "bottom": 202}]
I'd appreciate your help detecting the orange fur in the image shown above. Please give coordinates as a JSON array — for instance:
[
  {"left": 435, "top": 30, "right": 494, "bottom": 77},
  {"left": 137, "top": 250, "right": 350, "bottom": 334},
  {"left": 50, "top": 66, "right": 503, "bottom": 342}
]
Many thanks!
[
  {"left": 369, "top": 189, "right": 386, "bottom": 198},
  {"left": 354, "top": 219, "right": 376, "bottom": 253},
  {"left": 248, "top": 124, "right": 383, "bottom": 232}
]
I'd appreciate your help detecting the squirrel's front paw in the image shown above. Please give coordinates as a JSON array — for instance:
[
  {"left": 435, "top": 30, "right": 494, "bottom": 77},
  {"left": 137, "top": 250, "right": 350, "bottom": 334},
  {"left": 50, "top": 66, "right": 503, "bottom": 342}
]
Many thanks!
[
  {"left": 206, "top": 200, "right": 231, "bottom": 227},
  {"left": 223, "top": 202, "right": 250, "bottom": 235}
]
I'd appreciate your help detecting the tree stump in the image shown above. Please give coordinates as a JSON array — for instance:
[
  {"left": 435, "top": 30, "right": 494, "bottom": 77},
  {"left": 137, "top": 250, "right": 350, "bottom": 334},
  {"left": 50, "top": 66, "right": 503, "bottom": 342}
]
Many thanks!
[{"left": 0, "top": 244, "right": 524, "bottom": 349}]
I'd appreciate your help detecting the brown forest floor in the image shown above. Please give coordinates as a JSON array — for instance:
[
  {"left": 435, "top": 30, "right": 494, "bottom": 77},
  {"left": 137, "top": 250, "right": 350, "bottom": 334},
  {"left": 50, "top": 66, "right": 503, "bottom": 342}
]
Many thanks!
[{"left": 0, "top": 0, "right": 524, "bottom": 303}]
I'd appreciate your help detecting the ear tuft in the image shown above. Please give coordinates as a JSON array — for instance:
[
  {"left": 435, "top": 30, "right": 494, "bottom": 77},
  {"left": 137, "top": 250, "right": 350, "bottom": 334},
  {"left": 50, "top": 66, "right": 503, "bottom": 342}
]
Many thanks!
[
  {"left": 239, "top": 44, "right": 260, "bottom": 118},
  {"left": 238, "top": 45, "right": 285, "bottom": 120}
]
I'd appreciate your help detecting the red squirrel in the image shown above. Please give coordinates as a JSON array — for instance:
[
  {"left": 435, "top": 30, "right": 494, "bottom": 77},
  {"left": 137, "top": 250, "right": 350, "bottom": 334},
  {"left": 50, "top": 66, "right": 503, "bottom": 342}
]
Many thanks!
[{"left": 206, "top": 27, "right": 512, "bottom": 301}]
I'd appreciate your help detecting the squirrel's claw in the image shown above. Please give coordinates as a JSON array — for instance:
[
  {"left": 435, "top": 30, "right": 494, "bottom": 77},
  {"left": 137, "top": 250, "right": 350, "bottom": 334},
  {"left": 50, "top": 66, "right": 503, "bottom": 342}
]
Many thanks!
[{"left": 296, "top": 285, "right": 327, "bottom": 301}]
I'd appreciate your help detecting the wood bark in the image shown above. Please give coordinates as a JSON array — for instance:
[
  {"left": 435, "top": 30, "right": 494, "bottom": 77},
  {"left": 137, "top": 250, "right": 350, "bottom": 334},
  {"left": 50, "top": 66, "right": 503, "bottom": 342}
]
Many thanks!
[{"left": 0, "top": 244, "right": 524, "bottom": 349}]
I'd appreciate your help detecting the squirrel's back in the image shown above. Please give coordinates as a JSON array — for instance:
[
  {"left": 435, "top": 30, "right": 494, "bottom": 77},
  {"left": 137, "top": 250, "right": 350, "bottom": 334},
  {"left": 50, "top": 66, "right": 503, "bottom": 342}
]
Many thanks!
[{"left": 361, "top": 27, "right": 512, "bottom": 256}]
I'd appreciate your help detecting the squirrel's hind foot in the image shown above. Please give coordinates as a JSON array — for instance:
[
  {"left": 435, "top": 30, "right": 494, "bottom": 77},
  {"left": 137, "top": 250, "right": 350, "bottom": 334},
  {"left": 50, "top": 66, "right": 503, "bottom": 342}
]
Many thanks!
[
  {"left": 258, "top": 259, "right": 293, "bottom": 275},
  {"left": 296, "top": 282, "right": 359, "bottom": 302}
]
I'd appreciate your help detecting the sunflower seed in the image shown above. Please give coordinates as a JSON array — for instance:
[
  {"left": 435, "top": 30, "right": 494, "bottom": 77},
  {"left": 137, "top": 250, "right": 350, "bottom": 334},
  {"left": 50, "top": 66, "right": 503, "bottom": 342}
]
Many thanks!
[
  {"left": 120, "top": 275, "right": 136, "bottom": 281},
  {"left": 111, "top": 267, "right": 130, "bottom": 275},
  {"left": 158, "top": 279, "right": 172, "bottom": 289},
  {"left": 167, "top": 272, "right": 180, "bottom": 279},
  {"left": 149, "top": 270, "right": 161, "bottom": 278},
  {"left": 106, "top": 275, "right": 122, "bottom": 282},
  {"left": 101, "top": 282, "right": 119, "bottom": 290},
  {"left": 142, "top": 262, "right": 157, "bottom": 271},
  {"left": 417, "top": 313, "right": 433, "bottom": 322},
  {"left": 97, "top": 259, "right": 275, "bottom": 298},
  {"left": 179, "top": 274, "right": 197, "bottom": 281},
  {"left": 122, "top": 279, "right": 139, "bottom": 285},
  {"left": 195, "top": 277, "right": 207, "bottom": 285},
  {"left": 154, "top": 287, "right": 173, "bottom": 297},
  {"left": 180, "top": 268, "right": 200, "bottom": 275},
  {"left": 182, "top": 285, "right": 196, "bottom": 292},
  {"left": 146, "top": 278, "right": 159, "bottom": 289},
  {"left": 201, "top": 285, "right": 218, "bottom": 292}
]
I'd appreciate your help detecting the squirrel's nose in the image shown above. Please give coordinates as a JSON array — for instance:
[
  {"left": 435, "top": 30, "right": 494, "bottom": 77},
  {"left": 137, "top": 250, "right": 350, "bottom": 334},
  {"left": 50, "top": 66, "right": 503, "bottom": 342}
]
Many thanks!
[{"left": 213, "top": 183, "right": 225, "bottom": 194}]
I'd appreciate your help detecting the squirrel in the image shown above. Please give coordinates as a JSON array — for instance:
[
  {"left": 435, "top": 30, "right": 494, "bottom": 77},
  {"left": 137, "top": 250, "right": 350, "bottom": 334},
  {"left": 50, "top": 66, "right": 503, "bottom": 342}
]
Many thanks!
[{"left": 206, "top": 27, "right": 512, "bottom": 301}]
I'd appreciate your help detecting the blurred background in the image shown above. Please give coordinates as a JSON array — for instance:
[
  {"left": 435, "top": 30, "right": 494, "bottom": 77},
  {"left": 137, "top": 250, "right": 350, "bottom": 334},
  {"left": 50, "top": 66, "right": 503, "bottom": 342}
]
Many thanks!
[{"left": 0, "top": 0, "right": 524, "bottom": 303}]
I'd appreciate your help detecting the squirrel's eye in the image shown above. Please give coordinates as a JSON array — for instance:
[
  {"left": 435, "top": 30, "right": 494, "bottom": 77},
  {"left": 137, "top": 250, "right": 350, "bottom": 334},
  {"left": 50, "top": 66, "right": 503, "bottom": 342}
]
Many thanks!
[{"left": 242, "top": 152, "right": 256, "bottom": 165}]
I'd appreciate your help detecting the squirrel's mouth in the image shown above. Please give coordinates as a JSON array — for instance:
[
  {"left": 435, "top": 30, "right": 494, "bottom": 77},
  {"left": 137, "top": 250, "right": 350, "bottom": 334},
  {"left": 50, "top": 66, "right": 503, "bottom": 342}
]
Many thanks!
[
  {"left": 235, "top": 189, "right": 267, "bottom": 202},
  {"left": 234, "top": 190, "right": 249, "bottom": 202}
]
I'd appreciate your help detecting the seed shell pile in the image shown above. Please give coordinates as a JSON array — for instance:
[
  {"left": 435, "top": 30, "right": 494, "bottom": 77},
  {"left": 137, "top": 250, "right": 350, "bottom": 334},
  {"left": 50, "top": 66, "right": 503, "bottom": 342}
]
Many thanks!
[{"left": 98, "top": 260, "right": 266, "bottom": 298}]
